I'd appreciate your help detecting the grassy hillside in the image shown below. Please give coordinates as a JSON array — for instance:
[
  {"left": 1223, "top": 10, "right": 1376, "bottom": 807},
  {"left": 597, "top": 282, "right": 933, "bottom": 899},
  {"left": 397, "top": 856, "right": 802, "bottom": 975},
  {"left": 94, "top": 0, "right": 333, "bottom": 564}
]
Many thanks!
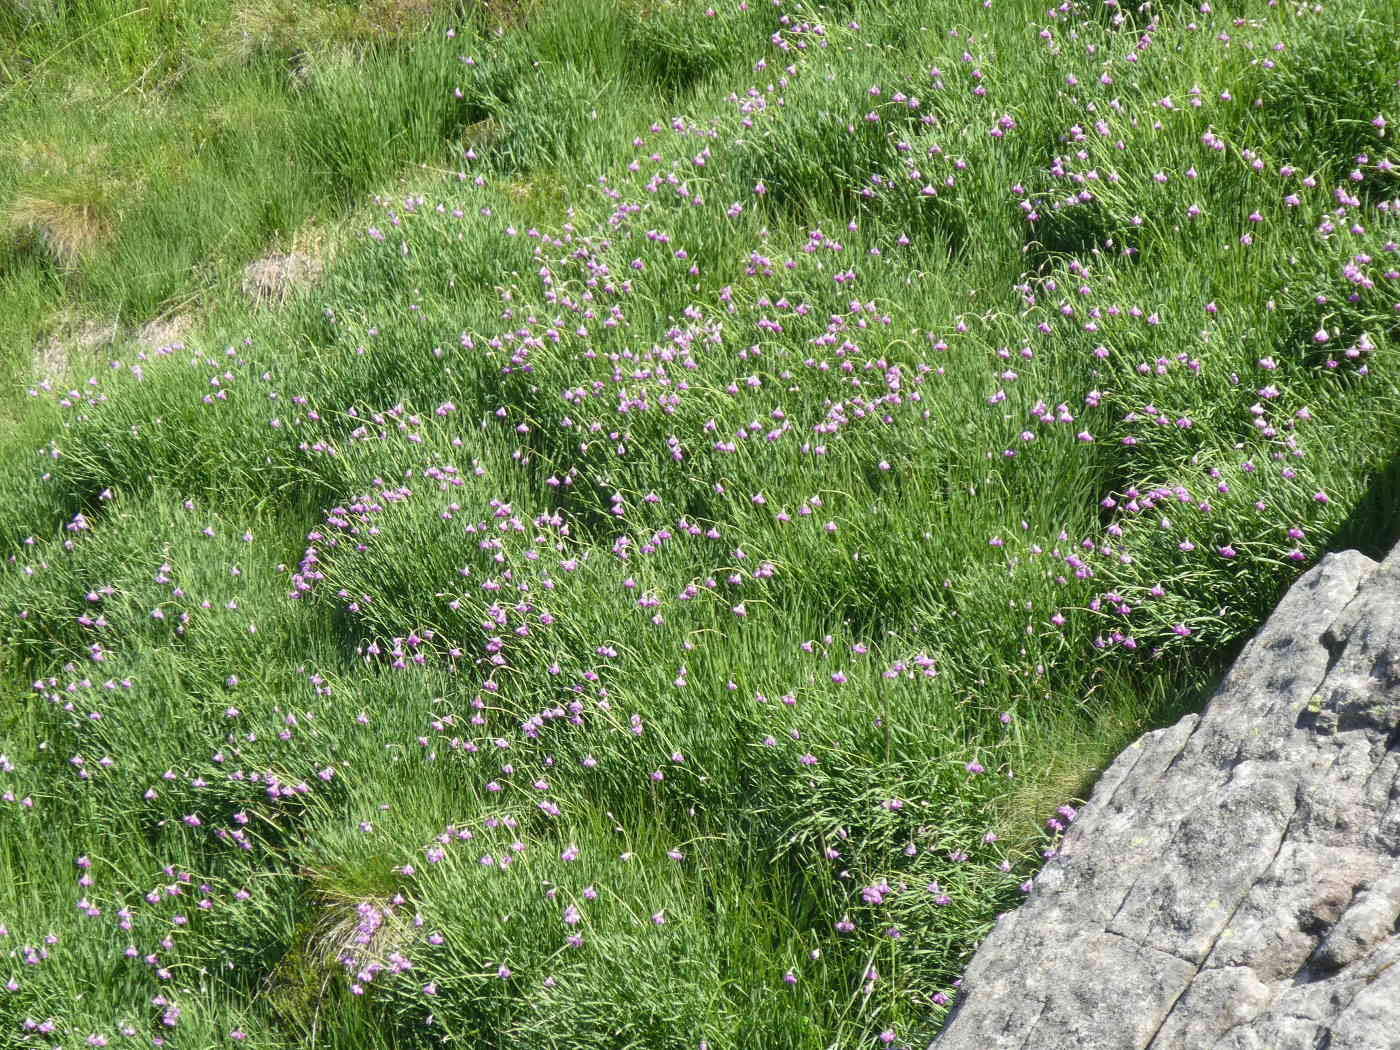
[{"left": 1, "top": 0, "right": 1398, "bottom": 1047}]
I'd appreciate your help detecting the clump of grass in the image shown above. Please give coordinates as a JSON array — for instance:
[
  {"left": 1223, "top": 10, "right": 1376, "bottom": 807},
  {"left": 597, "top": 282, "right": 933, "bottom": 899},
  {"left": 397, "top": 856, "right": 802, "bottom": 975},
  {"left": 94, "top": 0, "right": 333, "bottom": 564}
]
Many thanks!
[{"left": 6, "top": 175, "right": 125, "bottom": 271}]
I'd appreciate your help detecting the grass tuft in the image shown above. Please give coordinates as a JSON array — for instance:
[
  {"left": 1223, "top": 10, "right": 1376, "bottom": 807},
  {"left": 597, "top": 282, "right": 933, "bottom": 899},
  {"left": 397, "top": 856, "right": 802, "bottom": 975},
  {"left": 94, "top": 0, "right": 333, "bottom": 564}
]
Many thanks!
[{"left": 6, "top": 178, "right": 122, "bottom": 270}]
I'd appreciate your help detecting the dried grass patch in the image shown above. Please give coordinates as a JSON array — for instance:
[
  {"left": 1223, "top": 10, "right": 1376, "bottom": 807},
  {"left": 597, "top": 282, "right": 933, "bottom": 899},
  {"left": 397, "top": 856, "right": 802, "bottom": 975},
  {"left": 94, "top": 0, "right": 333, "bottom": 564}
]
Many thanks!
[
  {"left": 221, "top": 0, "right": 459, "bottom": 72},
  {"left": 240, "top": 218, "right": 336, "bottom": 309},
  {"left": 30, "top": 310, "right": 119, "bottom": 382},
  {"left": 7, "top": 185, "right": 116, "bottom": 271}
]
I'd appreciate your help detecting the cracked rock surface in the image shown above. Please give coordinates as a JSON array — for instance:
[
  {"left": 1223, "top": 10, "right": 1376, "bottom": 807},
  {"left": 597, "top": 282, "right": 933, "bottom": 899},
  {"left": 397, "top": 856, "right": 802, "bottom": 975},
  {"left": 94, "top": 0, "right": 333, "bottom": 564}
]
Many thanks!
[{"left": 931, "top": 542, "right": 1400, "bottom": 1050}]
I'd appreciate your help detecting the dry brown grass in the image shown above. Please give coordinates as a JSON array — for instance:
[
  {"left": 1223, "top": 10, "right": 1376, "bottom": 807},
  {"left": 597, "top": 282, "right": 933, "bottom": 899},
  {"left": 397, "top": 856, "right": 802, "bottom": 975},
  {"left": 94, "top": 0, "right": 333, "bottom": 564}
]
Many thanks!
[
  {"left": 356, "top": 0, "right": 452, "bottom": 35},
  {"left": 132, "top": 312, "right": 196, "bottom": 354},
  {"left": 30, "top": 310, "right": 120, "bottom": 382},
  {"left": 469, "top": 0, "right": 549, "bottom": 33},
  {"left": 29, "top": 309, "right": 196, "bottom": 387},
  {"left": 240, "top": 249, "right": 325, "bottom": 309},
  {"left": 221, "top": 0, "right": 459, "bottom": 70},
  {"left": 239, "top": 217, "right": 337, "bottom": 309},
  {"left": 11, "top": 138, "right": 69, "bottom": 177},
  {"left": 5, "top": 137, "right": 132, "bottom": 271},
  {"left": 7, "top": 187, "right": 114, "bottom": 271}
]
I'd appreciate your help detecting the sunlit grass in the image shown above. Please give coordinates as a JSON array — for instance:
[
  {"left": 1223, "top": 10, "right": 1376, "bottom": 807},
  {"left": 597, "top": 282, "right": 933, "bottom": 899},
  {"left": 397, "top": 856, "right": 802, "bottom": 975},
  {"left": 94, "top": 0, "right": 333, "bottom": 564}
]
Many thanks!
[{"left": 1, "top": 0, "right": 1397, "bottom": 1047}]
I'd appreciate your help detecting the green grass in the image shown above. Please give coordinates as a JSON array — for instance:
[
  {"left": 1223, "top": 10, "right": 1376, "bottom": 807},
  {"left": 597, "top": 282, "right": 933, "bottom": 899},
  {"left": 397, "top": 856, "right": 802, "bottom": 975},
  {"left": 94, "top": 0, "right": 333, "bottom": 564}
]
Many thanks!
[{"left": 1, "top": 0, "right": 1398, "bottom": 1047}]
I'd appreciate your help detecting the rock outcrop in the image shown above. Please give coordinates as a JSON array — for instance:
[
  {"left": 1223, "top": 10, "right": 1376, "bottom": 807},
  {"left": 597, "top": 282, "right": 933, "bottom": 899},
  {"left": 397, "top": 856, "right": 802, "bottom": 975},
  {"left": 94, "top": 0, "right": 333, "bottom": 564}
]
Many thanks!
[{"left": 933, "top": 542, "right": 1400, "bottom": 1050}]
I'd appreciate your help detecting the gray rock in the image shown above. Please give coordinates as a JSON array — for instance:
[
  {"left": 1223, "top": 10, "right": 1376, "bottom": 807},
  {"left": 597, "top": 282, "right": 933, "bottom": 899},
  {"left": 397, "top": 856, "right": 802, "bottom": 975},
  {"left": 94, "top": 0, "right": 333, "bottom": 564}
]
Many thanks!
[{"left": 932, "top": 543, "right": 1400, "bottom": 1050}]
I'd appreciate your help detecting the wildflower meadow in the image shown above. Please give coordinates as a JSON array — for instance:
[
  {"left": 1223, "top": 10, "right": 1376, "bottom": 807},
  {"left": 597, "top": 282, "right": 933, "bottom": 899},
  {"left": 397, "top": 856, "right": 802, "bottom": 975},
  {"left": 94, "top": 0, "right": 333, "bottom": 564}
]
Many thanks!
[{"left": 1, "top": 0, "right": 1397, "bottom": 1047}]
